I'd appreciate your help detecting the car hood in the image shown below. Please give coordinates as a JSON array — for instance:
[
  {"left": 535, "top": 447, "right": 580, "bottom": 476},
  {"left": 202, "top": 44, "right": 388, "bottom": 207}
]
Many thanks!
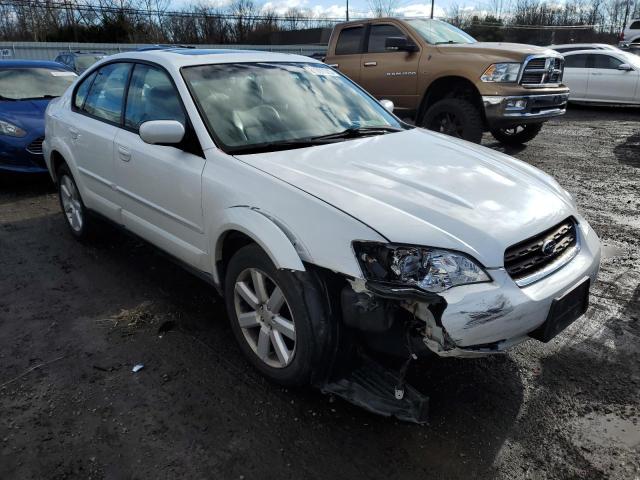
[
  {"left": 236, "top": 128, "right": 576, "bottom": 268},
  {"left": 0, "top": 98, "right": 51, "bottom": 133},
  {"left": 436, "top": 42, "right": 560, "bottom": 62}
]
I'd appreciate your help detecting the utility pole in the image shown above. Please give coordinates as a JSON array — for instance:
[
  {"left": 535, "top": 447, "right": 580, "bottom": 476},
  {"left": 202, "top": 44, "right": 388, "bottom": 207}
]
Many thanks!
[
  {"left": 430, "top": 0, "right": 435, "bottom": 18},
  {"left": 346, "top": 0, "right": 349, "bottom": 21}
]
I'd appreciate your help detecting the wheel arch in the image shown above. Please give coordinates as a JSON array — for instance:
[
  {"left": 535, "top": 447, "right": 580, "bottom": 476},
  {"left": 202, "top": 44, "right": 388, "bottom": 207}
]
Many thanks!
[
  {"left": 49, "top": 150, "right": 67, "bottom": 182},
  {"left": 213, "top": 207, "right": 306, "bottom": 287},
  {"left": 417, "top": 75, "right": 484, "bottom": 123}
]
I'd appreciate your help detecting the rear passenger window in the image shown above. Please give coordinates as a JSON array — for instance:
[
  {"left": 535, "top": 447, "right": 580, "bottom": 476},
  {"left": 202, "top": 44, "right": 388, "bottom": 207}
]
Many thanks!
[
  {"left": 335, "top": 27, "right": 364, "bottom": 55},
  {"left": 124, "top": 64, "right": 185, "bottom": 130},
  {"left": 630, "top": 21, "right": 640, "bottom": 29},
  {"left": 592, "top": 55, "right": 622, "bottom": 69},
  {"left": 73, "top": 71, "right": 96, "bottom": 109},
  {"left": 82, "top": 63, "right": 131, "bottom": 124},
  {"left": 565, "top": 54, "right": 589, "bottom": 68},
  {"left": 368, "top": 24, "right": 407, "bottom": 53}
]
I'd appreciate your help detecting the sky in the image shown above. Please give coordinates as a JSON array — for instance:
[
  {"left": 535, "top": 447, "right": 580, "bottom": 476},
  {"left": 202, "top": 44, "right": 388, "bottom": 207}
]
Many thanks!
[{"left": 172, "top": 0, "right": 460, "bottom": 20}]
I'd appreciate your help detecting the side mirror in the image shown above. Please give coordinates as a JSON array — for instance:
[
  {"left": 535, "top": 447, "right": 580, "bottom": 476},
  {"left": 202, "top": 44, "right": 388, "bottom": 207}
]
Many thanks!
[
  {"left": 385, "top": 36, "right": 419, "bottom": 53},
  {"left": 139, "top": 120, "right": 185, "bottom": 145},
  {"left": 618, "top": 63, "right": 633, "bottom": 71},
  {"left": 380, "top": 99, "right": 394, "bottom": 113}
]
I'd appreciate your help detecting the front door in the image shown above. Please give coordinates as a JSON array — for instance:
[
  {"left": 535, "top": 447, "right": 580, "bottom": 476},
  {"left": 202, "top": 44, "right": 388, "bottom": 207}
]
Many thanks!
[
  {"left": 113, "top": 63, "right": 207, "bottom": 269},
  {"left": 587, "top": 54, "right": 639, "bottom": 103},
  {"left": 358, "top": 23, "right": 421, "bottom": 115}
]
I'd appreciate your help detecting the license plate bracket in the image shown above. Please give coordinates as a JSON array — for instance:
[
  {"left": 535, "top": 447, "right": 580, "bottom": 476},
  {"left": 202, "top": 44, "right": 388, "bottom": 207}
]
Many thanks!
[{"left": 530, "top": 279, "right": 590, "bottom": 343}]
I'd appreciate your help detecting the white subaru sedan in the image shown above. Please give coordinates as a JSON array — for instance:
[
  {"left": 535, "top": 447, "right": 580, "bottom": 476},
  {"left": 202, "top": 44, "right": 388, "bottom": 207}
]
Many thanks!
[{"left": 44, "top": 49, "right": 601, "bottom": 388}]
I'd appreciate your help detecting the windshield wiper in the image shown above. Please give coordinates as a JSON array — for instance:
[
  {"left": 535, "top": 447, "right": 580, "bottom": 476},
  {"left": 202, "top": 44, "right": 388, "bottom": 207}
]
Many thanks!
[
  {"left": 307, "top": 125, "right": 404, "bottom": 141},
  {"left": 229, "top": 126, "right": 405, "bottom": 155},
  {"left": 22, "top": 94, "right": 60, "bottom": 100}
]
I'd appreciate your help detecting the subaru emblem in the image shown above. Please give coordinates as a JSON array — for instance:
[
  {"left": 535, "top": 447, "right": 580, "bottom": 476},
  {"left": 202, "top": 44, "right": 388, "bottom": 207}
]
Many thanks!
[{"left": 541, "top": 239, "right": 557, "bottom": 256}]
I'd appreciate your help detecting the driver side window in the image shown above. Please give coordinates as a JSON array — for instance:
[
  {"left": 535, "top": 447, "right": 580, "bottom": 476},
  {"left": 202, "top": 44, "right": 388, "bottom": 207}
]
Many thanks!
[
  {"left": 367, "top": 24, "right": 408, "bottom": 53},
  {"left": 124, "top": 64, "right": 185, "bottom": 131}
]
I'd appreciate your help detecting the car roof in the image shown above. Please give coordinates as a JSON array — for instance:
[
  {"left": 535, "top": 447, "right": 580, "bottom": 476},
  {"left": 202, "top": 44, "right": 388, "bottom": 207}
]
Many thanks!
[
  {"left": 562, "top": 49, "right": 620, "bottom": 55},
  {"left": 106, "top": 48, "right": 321, "bottom": 67},
  {"left": 0, "top": 59, "right": 71, "bottom": 69},
  {"left": 550, "top": 43, "right": 613, "bottom": 48}
]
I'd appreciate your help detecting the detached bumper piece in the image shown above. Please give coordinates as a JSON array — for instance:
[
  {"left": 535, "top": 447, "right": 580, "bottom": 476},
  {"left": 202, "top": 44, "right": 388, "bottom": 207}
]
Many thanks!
[{"left": 321, "top": 357, "right": 429, "bottom": 424}]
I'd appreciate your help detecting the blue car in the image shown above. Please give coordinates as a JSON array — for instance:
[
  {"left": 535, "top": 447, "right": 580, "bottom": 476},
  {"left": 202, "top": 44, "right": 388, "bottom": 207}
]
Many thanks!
[{"left": 0, "top": 60, "right": 77, "bottom": 173}]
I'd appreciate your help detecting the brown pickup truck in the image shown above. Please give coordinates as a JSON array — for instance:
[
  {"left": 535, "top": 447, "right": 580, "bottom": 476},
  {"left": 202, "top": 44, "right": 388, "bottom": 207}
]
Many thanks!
[{"left": 324, "top": 18, "right": 570, "bottom": 145}]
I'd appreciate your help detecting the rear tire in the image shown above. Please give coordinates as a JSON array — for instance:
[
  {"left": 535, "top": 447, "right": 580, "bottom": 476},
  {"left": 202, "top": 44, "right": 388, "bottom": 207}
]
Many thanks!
[
  {"left": 224, "top": 244, "right": 333, "bottom": 386},
  {"left": 57, "top": 163, "right": 93, "bottom": 241},
  {"left": 490, "top": 123, "right": 543, "bottom": 145},
  {"left": 421, "top": 98, "right": 484, "bottom": 144}
]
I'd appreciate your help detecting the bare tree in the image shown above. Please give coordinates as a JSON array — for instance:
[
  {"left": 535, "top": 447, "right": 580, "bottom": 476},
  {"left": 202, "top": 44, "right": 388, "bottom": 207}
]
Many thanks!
[{"left": 368, "top": 0, "right": 400, "bottom": 17}]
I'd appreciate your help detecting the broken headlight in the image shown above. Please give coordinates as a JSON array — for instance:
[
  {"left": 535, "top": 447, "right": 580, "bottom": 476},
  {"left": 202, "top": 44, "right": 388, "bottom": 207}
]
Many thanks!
[{"left": 353, "top": 242, "right": 490, "bottom": 293}]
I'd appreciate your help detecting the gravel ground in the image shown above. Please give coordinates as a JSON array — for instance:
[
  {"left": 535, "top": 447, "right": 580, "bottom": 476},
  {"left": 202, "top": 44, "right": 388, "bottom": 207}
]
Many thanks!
[{"left": 0, "top": 106, "right": 639, "bottom": 480}]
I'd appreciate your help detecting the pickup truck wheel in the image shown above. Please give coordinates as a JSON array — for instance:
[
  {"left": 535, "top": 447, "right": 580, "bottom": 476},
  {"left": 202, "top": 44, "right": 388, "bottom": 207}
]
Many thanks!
[
  {"left": 490, "top": 124, "right": 543, "bottom": 145},
  {"left": 57, "top": 164, "right": 92, "bottom": 240},
  {"left": 224, "top": 244, "right": 332, "bottom": 386},
  {"left": 421, "top": 98, "right": 483, "bottom": 144}
]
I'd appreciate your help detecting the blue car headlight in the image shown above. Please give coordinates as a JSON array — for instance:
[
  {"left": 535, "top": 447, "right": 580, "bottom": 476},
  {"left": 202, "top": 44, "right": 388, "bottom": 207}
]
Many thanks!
[
  {"left": 0, "top": 119, "right": 27, "bottom": 137},
  {"left": 353, "top": 242, "right": 491, "bottom": 293}
]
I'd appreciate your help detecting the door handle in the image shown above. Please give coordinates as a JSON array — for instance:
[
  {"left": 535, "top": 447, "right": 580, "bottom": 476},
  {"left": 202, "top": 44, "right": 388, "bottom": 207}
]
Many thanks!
[
  {"left": 363, "top": 61, "right": 377, "bottom": 67},
  {"left": 69, "top": 127, "right": 79, "bottom": 140},
  {"left": 117, "top": 145, "right": 131, "bottom": 162},
  {"left": 591, "top": 72, "right": 603, "bottom": 76}
]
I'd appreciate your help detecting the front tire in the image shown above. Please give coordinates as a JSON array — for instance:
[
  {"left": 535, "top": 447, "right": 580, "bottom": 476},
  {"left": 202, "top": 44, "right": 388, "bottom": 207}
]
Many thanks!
[
  {"left": 57, "top": 164, "right": 92, "bottom": 240},
  {"left": 421, "top": 98, "right": 484, "bottom": 144},
  {"left": 490, "top": 123, "right": 543, "bottom": 145},
  {"left": 224, "top": 244, "right": 333, "bottom": 386}
]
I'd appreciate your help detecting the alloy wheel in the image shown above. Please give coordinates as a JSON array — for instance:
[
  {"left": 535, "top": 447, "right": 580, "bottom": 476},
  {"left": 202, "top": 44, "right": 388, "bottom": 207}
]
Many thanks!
[
  {"left": 233, "top": 268, "right": 296, "bottom": 369},
  {"left": 499, "top": 125, "right": 525, "bottom": 136},
  {"left": 431, "top": 112, "right": 464, "bottom": 138},
  {"left": 60, "top": 174, "right": 83, "bottom": 232}
]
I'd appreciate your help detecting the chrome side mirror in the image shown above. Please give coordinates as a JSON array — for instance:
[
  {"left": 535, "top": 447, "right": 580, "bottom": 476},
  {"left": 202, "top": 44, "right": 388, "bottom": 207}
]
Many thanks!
[{"left": 380, "top": 99, "right": 394, "bottom": 113}]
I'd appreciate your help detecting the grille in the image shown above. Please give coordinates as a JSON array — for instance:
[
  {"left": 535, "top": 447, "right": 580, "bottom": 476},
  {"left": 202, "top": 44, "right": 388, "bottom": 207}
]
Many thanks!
[
  {"left": 520, "top": 57, "right": 564, "bottom": 86},
  {"left": 504, "top": 218, "right": 578, "bottom": 286},
  {"left": 26, "top": 137, "right": 44, "bottom": 155}
]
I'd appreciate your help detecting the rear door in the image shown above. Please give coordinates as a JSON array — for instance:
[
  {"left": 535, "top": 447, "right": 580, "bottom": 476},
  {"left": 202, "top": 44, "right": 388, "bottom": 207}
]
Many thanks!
[
  {"left": 69, "top": 62, "right": 132, "bottom": 220},
  {"left": 588, "top": 54, "right": 638, "bottom": 103},
  {"left": 358, "top": 22, "right": 420, "bottom": 113},
  {"left": 327, "top": 25, "right": 366, "bottom": 83},
  {"left": 563, "top": 54, "right": 590, "bottom": 100},
  {"left": 113, "top": 63, "right": 207, "bottom": 269}
]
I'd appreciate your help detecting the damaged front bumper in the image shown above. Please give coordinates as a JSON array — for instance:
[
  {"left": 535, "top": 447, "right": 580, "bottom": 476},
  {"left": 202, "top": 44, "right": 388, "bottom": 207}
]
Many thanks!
[{"left": 343, "top": 219, "right": 601, "bottom": 358}]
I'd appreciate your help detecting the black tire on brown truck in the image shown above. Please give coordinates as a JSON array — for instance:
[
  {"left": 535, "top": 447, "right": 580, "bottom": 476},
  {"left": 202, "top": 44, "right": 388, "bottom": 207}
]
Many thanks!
[
  {"left": 420, "top": 98, "right": 484, "bottom": 144},
  {"left": 490, "top": 124, "right": 543, "bottom": 145}
]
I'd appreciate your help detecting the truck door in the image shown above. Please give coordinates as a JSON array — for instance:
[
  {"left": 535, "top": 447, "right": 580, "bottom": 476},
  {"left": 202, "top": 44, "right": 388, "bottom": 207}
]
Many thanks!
[
  {"left": 326, "top": 25, "right": 365, "bottom": 83},
  {"left": 358, "top": 23, "right": 421, "bottom": 115}
]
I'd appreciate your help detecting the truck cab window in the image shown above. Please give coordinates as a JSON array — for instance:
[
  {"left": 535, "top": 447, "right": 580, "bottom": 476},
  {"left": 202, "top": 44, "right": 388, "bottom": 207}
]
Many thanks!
[
  {"left": 367, "top": 25, "right": 408, "bottom": 53},
  {"left": 335, "top": 27, "right": 364, "bottom": 55}
]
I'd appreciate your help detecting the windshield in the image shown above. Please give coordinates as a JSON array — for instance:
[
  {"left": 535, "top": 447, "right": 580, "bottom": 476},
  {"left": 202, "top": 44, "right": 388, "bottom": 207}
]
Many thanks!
[
  {"left": 0, "top": 68, "right": 77, "bottom": 100},
  {"left": 406, "top": 19, "right": 476, "bottom": 44},
  {"left": 622, "top": 52, "right": 640, "bottom": 68},
  {"left": 76, "top": 55, "right": 104, "bottom": 70},
  {"left": 182, "top": 62, "right": 403, "bottom": 152}
]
